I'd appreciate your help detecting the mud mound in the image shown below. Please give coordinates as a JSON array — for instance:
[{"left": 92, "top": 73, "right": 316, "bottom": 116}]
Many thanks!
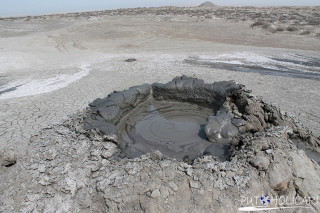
[{"left": 0, "top": 76, "right": 320, "bottom": 212}]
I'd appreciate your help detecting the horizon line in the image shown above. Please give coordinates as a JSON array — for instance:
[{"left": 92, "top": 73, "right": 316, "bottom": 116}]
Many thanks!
[{"left": 1, "top": 5, "right": 320, "bottom": 19}]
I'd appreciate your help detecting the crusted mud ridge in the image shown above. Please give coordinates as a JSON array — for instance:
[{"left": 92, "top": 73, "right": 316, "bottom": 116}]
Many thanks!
[{"left": 1, "top": 76, "right": 320, "bottom": 212}]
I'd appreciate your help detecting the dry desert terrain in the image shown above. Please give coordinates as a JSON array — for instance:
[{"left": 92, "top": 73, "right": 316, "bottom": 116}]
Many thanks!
[{"left": 0, "top": 6, "right": 320, "bottom": 212}]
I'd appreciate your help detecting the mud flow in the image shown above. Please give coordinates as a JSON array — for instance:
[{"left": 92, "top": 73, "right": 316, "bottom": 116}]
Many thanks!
[{"left": 116, "top": 99, "right": 228, "bottom": 161}]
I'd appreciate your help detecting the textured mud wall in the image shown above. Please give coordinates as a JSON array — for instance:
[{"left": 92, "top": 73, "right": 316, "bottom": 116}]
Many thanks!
[
  {"left": 84, "top": 84, "right": 151, "bottom": 142},
  {"left": 152, "top": 75, "right": 240, "bottom": 109}
]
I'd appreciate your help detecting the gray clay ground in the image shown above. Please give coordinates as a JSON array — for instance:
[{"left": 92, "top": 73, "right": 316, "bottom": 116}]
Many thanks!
[{"left": 0, "top": 5, "right": 320, "bottom": 213}]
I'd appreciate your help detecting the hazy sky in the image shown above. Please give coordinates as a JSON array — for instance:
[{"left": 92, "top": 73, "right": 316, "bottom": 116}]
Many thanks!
[{"left": 0, "top": 0, "right": 319, "bottom": 17}]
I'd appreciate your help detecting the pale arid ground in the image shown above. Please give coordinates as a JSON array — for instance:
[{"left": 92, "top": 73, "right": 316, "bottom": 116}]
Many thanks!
[{"left": 0, "top": 6, "right": 320, "bottom": 213}]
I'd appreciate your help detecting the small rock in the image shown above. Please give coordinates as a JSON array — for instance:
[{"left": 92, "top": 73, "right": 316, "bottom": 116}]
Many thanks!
[
  {"left": 189, "top": 181, "right": 201, "bottom": 189},
  {"left": 183, "top": 155, "right": 192, "bottom": 164},
  {"left": 151, "top": 150, "right": 163, "bottom": 161},
  {"left": 38, "top": 164, "right": 46, "bottom": 173},
  {"left": 160, "top": 186, "right": 170, "bottom": 199},
  {"left": 168, "top": 182, "right": 179, "bottom": 192},
  {"left": 103, "top": 133, "right": 118, "bottom": 143},
  {"left": 186, "top": 168, "right": 193, "bottom": 176},
  {"left": 150, "top": 188, "right": 161, "bottom": 198},
  {"left": 101, "top": 159, "right": 108, "bottom": 165},
  {"left": 244, "top": 115, "right": 264, "bottom": 132},
  {"left": 0, "top": 149, "right": 18, "bottom": 167},
  {"left": 250, "top": 156, "right": 270, "bottom": 170},
  {"left": 268, "top": 162, "right": 291, "bottom": 191},
  {"left": 265, "top": 149, "right": 273, "bottom": 154},
  {"left": 101, "top": 150, "right": 115, "bottom": 159},
  {"left": 231, "top": 118, "right": 246, "bottom": 127},
  {"left": 44, "top": 149, "right": 57, "bottom": 161},
  {"left": 125, "top": 58, "right": 137, "bottom": 62},
  {"left": 253, "top": 138, "right": 269, "bottom": 151},
  {"left": 29, "top": 135, "right": 38, "bottom": 143},
  {"left": 177, "top": 166, "right": 185, "bottom": 171},
  {"left": 38, "top": 175, "right": 52, "bottom": 186},
  {"left": 160, "top": 160, "right": 171, "bottom": 168}
]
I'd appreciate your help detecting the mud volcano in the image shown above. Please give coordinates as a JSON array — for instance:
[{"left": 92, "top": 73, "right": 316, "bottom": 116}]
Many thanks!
[
  {"left": 84, "top": 76, "right": 320, "bottom": 162},
  {"left": 2, "top": 76, "right": 320, "bottom": 213}
]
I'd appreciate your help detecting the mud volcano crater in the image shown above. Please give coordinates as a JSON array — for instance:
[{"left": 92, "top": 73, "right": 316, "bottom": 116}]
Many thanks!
[{"left": 84, "top": 76, "right": 320, "bottom": 162}]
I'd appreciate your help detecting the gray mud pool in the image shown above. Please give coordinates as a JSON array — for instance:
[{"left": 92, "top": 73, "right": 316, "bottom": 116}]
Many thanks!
[{"left": 117, "top": 99, "right": 229, "bottom": 161}]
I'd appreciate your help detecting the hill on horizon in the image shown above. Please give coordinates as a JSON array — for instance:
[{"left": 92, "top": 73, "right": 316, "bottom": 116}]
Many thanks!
[{"left": 199, "top": 1, "right": 216, "bottom": 7}]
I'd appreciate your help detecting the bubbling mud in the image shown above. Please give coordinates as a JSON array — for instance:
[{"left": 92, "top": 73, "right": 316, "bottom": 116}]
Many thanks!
[{"left": 117, "top": 99, "right": 216, "bottom": 160}]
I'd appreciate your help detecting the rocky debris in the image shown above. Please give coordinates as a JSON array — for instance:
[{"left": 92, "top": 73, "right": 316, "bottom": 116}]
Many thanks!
[
  {"left": 0, "top": 77, "right": 320, "bottom": 212},
  {"left": 0, "top": 119, "right": 318, "bottom": 212},
  {"left": 152, "top": 75, "right": 240, "bottom": 110}
]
